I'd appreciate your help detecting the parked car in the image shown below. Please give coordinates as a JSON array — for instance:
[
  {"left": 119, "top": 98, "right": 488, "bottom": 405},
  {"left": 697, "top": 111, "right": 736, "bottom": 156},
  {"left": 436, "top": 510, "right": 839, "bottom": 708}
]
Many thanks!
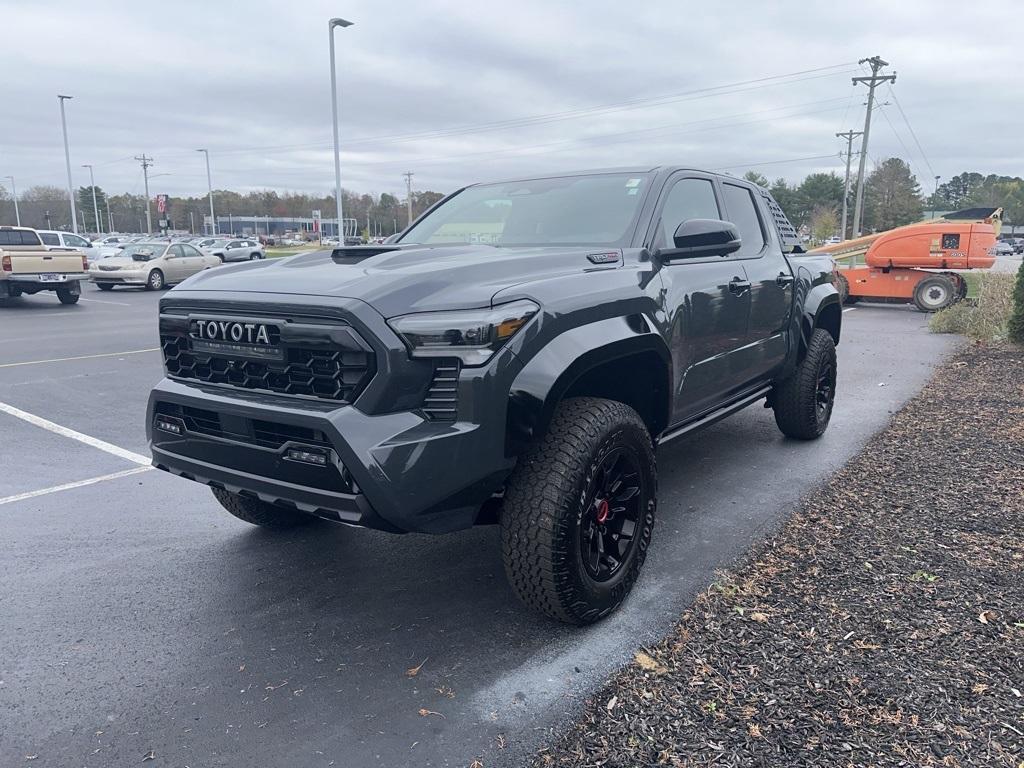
[
  {"left": 824, "top": 235, "right": 842, "bottom": 245},
  {"left": 991, "top": 241, "right": 1015, "bottom": 256},
  {"left": 147, "top": 166, "right": 842, "bottom": 625},
  {"left": 200, "top": 238, "right": 265, "bottom": 262},
  {"left": 89, "top": 241, "right": 220, "bottom": 291},
  {"left": 36, "top": 230, "right": 102, "bottom": 261},
  {"left": 0, "top": 226, "right": 89, "bottom": 304},
  {"left": 1005, "top": 238, "right": 1024, "bottom": 255}
]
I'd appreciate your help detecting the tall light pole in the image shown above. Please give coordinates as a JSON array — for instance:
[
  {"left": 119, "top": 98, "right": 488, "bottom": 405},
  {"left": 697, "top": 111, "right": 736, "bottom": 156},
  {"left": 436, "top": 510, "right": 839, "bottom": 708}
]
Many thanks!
[
  {"left": 403, "top": 171, "right": 414, "bottom": 227},
  {"left": 3, "top": 175, "right": 19, "bottom": 226},
  {"left": 196, "top": 149, "right": 216, "bottom": 235},
  {"left": 329, "top": 17, "right": 354, "bottom": 243},
  {"left": 58, "top": 94, "right": 79, "bottom": 233},
  {"left": 81, "top": 164, "right": 101, "bottom": 235}
]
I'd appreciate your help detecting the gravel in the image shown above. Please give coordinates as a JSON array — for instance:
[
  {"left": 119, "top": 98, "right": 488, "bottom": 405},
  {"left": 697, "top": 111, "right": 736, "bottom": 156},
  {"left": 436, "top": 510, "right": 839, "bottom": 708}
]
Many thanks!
[{"left": 533, "top": 343, "right": 1024, "bottom": 767}]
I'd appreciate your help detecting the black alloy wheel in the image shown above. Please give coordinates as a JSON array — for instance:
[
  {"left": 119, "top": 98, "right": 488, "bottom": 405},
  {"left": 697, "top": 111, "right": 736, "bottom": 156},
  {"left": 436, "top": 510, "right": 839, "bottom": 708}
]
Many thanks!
[{"left": 579, "top": 448, "right": 643, "bottom": 582}]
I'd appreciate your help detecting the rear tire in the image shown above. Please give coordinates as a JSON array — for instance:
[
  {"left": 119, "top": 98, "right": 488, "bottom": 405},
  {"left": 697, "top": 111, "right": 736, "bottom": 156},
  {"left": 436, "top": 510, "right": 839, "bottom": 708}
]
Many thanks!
[
  {"left": 249, "top": 252, "right": 262, "bottom": 260},
  {"left": 56, "top": 287, "right": 80, "bottom": 305},
  {"left": 835, "top": 272, "right": 850, "bottom": 304},
  {"left": 501, "top": 397, "right": 656, "bottom": 624},
  {"left": 211, "top": 487, "right": 313, "bottom": 530},
  {"left": 772, "top": 328, "right": 837, "bottom": 440},
  {"left": 913, "top": 275, "right": 956, "bottom": 312},
  {"left": 96, "top": 283, "right": 114, "bottom": 291}
]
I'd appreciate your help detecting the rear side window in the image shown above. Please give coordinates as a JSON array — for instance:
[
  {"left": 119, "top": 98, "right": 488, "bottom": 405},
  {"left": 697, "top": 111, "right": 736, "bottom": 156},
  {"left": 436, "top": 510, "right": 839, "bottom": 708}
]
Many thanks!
[
  {"left": 659, "top": 178, "right": 721, "bottom": 246},
  {"left": 722, "top": 184, "right": 766, "bottom": 257},
  {"left": 39, "top": 233, "right": 60, "bottom": 246},
  {"left": 0, "top": 230, "right": 42, "bottom": 246},
  {"left": 942, "top": 234, "right": 960, "bottom": 249}
]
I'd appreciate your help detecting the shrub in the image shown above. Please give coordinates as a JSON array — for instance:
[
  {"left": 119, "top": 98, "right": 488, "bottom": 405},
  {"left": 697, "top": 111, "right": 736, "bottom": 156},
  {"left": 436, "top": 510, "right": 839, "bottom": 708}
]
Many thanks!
[
  {"left": 929, "top": 272, "right": 1016, "bottom": 341},
  {"left": 1008, "top": 261, "right": 1024, "bottom": 344}
]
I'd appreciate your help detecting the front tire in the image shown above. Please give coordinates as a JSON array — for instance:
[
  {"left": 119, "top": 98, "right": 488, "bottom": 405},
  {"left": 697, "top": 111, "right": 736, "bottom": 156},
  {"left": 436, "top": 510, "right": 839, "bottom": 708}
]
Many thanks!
[
  {"left": 211, "top": 488, "right": 313, "bottom": 530},
  {"left": 913, "top": 275, "right": 956, "bottom": 312},
  {"left": 501, "top": 397, "right": 656, "bottom": 624},
  {"left": 772, "top": 328, "right": 837, "bottom": 440},
  {"left": 145, "top": 269, "right": 165, "bottom": 291}
]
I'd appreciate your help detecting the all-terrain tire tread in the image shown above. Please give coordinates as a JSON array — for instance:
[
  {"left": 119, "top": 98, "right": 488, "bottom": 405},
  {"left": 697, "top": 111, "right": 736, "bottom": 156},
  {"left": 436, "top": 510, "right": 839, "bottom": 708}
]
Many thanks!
[
  {"left": 772, "top": 328, "right": 836, "bottom": 440},
  {"left": 501, "top": 397, "right": 655, "bottom": 624},
  {"left": 211, "top": 487, "right": 311, "bottom": 529}
]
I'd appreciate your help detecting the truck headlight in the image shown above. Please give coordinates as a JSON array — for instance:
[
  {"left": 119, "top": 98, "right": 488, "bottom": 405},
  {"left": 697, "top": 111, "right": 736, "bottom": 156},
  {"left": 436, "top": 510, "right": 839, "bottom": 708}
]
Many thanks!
[{"left": 388, "top": 300, "right": 539, "bottom": 366}]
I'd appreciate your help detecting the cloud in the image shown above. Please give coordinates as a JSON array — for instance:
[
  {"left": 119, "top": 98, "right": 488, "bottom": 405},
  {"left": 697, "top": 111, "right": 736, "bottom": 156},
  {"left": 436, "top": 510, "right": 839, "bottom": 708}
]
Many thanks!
[{"left": 0, "top": 0, "right": 1019, "bottom": 200}]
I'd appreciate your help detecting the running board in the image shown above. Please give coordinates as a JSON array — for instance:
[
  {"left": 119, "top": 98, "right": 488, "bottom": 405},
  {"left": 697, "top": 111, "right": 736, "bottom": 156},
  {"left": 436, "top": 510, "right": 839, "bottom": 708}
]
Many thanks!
[{"left": 656, "top": 385, "right": 773, "bottom": 446}]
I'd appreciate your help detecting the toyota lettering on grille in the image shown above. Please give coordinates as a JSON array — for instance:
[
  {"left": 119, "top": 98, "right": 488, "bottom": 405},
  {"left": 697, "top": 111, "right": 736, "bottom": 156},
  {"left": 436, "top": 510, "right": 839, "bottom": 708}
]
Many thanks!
[{"left": 189, "top": 319, "right": 278, "bottom": 346}]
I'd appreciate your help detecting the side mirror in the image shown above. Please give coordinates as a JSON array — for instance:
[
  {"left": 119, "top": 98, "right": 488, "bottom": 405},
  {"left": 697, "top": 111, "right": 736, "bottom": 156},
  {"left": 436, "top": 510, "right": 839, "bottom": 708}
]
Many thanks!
[{"left": 660, "top": 219, "right": 741, "bottom": 260}]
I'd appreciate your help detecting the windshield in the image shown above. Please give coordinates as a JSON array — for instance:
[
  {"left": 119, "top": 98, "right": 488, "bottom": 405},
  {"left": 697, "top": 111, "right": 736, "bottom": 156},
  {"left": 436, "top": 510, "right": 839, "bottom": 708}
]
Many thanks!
[
  {"left": 120, "top": 244, "right": 166, "bottom": 260},
  {"left": 209, "top": 239, "right": 230, "bottom": 247},
  {"left": 398, "top": 172, "right": 651, "bottom": 247}
]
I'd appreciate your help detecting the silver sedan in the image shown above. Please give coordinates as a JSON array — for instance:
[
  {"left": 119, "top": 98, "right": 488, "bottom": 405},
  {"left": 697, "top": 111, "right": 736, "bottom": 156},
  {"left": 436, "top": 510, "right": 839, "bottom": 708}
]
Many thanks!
[{"left": 89, "top": 242, "right": 221, "bottom": 291}]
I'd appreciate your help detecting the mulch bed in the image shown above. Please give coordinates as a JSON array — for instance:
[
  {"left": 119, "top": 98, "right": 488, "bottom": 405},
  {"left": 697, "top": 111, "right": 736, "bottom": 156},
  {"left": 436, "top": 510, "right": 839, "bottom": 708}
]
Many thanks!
[{"left": 534, "top": 343, "right": 1024, "bottom": 767}]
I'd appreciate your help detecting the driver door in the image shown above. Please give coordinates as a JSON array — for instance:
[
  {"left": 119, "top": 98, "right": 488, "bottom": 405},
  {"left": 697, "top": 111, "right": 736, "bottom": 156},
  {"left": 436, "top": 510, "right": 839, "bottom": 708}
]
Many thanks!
[{"left": 652, "top": 174, "right": 753, "bottom": 423}]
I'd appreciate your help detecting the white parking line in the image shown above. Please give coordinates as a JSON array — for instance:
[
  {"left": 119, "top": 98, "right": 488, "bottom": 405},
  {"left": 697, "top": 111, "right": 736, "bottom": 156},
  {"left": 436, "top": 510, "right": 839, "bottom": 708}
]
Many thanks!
[
  {"left": 843, "top": 307, "right": 856, "bottom": 313},
  {"left": 0, "top": 400, "right": 151, "bottom": 465},
  {"left": 0, "top": 348, "right": 159, "bottom": 369},
  {"left": 79, "top": 297, "right": 132, "bottom": 306},
  {"left": 0, "top": 466, "right": 154, "bottom": 506}
]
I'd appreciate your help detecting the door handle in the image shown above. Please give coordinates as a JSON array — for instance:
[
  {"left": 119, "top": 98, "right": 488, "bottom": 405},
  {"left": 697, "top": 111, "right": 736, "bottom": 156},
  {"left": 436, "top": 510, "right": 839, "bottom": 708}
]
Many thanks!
[
  {"left": 776, "top": 271, "right": 795, "bottom": 286},
  {"left": 728, "top": 277, "right": 751, "bottom": 295}
]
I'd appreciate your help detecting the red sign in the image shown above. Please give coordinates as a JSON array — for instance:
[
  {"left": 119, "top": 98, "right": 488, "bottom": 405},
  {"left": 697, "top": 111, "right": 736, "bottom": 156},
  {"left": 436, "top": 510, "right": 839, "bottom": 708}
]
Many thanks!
[{"left": 156, "top": 194, "right": 168, "bottom": 214}]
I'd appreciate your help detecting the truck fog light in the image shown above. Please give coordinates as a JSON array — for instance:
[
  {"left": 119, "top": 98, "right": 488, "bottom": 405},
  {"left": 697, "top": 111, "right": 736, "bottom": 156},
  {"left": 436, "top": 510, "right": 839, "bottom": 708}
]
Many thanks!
[
  {"left": 155, "top": 416, "right": 184, "bottom": 435},
  {"left": 285, "top": 448, "right": 329, "bottom": 466}
]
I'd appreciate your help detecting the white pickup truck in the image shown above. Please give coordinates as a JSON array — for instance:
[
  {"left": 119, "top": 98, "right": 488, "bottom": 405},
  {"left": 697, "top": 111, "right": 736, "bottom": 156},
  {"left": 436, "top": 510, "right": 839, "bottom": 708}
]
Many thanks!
[{"left": 0, "top": 226, "right": 89, "bottom": 305}]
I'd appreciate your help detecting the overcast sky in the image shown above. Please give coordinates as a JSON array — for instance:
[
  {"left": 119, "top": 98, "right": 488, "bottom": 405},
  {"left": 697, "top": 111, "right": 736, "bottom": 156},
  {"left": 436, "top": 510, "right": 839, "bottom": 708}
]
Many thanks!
[{"left": 1, "top": 0, "right": 1019, "bottom": 202}]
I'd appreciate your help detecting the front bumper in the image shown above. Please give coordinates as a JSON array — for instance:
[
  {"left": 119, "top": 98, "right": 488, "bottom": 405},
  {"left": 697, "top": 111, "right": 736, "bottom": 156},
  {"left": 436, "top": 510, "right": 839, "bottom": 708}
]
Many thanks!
[
  {"left": 147, "top": 293, "right": 523, "bottom": 534},
  {"left": 91, "top": 271, "right": 147, "bottom": 285}
]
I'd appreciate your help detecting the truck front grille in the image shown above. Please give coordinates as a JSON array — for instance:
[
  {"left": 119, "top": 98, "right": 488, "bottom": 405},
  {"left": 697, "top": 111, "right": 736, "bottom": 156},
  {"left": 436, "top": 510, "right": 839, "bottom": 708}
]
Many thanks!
[{"left": 160, "top": 334, "right": 374, "bottom": 403}]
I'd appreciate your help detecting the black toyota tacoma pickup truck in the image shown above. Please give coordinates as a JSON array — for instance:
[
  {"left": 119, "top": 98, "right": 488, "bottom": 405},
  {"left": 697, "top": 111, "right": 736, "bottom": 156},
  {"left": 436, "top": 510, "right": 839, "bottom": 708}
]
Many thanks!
[{"left": 148, "top": 167, "right": 841, "bottom": 624}]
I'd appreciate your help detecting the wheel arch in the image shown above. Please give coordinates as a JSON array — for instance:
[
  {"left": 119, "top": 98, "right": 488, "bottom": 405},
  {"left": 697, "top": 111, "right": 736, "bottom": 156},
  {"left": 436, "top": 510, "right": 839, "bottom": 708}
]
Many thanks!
[{"left": 506, "top": 316, "right": 672, "bottom": 456}]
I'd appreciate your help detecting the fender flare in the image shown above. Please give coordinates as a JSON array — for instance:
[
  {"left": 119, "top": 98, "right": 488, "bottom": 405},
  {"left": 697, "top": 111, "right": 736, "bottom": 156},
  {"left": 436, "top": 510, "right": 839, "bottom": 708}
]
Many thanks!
[{"left": 506, "top": 315, "right": 672, "bottom": 454}]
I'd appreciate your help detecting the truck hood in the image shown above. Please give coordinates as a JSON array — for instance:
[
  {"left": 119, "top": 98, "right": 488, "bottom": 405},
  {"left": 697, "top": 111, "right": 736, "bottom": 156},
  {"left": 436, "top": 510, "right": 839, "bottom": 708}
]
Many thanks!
[{"left": 175, "top": 245, "right": 614, "bottom": 317}]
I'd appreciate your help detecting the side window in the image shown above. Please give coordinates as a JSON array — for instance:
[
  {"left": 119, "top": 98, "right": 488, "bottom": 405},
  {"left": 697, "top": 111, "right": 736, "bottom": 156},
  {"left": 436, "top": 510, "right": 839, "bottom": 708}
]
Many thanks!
[
  {"left": 40, "top": 233, "right": 60, "bottom": 246},
  {"left": 183, "top": 245, "right": 201, "bottom": 257},
  {"left": 659, "top": 178, "right": 721, "bottom": 247},
  {"left": 67, "top": 235, "right": 89, "bottom": 247},
  {"left": 722, "top": 183, "right": 766, "bottom": 257},
  {"left": 942, "top": 233, "right": 960, "bottom": 250},
  {"left": 167, "top": 244, "right": 184, "bottom": 258}
]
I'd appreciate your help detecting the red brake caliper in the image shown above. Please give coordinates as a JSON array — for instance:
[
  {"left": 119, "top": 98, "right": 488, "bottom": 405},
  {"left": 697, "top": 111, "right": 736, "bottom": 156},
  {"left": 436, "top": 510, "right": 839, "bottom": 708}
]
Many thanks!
[{"left": 595, "top": 498, "right": 610, "bottom": 524}]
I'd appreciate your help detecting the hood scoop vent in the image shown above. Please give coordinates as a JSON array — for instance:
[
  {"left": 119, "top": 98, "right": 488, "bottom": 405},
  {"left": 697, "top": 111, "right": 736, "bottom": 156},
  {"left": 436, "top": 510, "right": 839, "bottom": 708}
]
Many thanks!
[{"left": 330, "top": 245, "right": 401, "bottom": 265}]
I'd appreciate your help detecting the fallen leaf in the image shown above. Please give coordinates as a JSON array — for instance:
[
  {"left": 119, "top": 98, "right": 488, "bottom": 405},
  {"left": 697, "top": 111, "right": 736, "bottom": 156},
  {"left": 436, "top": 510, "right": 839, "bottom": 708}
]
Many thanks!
[
  {"left": 634, "top": 651, "right": 668, "bottom": 675},
  {"left": 25, "top": 756, "right": 38, "bottom": 762},
  {"left": 606, "top": 695, "right": 618, "bottom": 712},
  {"left": 979, "top": 610, "right": 996, "bottom": 625},
  {"left": 238, "top": 664, "right": 245, "bottom": 672},
  {"left": 418, "top": 708, "right": 445, "bottom": 719},
  {"left": 749, "top": 612, "right": 769, "bottom": 624},
  {"left": 469, "top": 761, "right": 484, "bottom": 768},
  {"left": 406, "top": 658, "right": 428, "bottom": 678},
  {"left": 142, "top": 750, "right": 155, "bottom": 762}
]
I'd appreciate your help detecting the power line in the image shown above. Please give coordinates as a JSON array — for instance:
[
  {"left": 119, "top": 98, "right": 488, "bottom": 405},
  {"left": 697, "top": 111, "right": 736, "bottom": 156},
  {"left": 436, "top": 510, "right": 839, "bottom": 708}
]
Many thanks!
[
  {"left": 143, "top": 63, "right": 859, "bottom": 164},
  {"left": 713, "top": 153, "right": 840, "bottom": 171},
  {"left": 886, "top": 86, "right": 936, "bottom": 179}
]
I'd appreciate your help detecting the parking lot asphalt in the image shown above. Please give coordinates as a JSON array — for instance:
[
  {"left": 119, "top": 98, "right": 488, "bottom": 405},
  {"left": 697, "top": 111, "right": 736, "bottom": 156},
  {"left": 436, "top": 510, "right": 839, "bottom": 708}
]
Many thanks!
[{"left": 0, "top": 286, "right": 961, "bottom": 768}]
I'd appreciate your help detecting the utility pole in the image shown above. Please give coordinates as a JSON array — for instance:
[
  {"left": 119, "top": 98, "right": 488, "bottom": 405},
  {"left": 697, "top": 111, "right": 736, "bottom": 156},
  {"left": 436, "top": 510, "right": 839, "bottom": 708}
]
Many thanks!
[
  {"left": 135, "top": 154, "right": 154, "bottom": 234},
  {"left": 82, "top": 164, "right": 101, "bottom": 235},
  {"left": 57, "top": 95, "right": 78, "bottom": 233},
  {"left": 403, "top": 171, "right": 414, "bottom": 227},
  {"left": 4, "top": 175, "right": 20, "bottom": 226},
  {"left": 835, "top": 130, "right": 863, "bottom": 240},
  {"left": 851, "top": 56, "right": 896, "bottom": 237}
]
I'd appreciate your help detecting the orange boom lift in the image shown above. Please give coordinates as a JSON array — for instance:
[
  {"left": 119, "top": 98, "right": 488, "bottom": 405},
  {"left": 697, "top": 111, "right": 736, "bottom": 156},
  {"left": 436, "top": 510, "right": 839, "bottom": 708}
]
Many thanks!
[{"left": 812, "top": 208, "right": 1001, "bottom": 312}]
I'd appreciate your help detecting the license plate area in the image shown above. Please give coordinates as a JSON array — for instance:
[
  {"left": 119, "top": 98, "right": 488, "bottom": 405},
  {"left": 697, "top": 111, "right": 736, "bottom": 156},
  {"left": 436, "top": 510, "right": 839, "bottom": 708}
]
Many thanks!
[{"left": 39, "top": 273, "right": 65, "bottom": 282}]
